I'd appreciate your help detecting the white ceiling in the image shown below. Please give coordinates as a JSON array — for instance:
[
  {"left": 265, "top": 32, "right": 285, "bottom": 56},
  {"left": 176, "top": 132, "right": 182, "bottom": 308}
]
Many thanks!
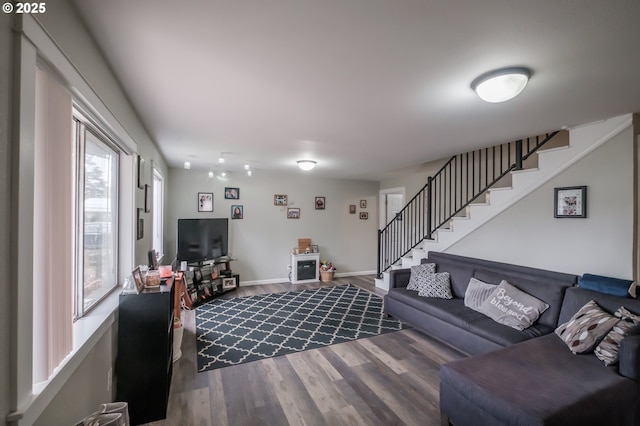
[{"left": 72, "top": 0, "right": 640, "bottom": 181}]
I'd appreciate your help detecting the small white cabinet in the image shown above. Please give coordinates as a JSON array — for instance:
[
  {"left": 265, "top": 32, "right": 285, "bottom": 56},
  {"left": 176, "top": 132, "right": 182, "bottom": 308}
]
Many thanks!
[{"left": 290, "top": 253, "right": 320, "bottom": 283}]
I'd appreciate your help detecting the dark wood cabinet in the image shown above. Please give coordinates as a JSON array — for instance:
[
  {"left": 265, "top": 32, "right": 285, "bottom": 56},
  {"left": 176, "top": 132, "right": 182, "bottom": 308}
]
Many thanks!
[{"left": 116, "top": 281, "right": 174, "bottom": 425}]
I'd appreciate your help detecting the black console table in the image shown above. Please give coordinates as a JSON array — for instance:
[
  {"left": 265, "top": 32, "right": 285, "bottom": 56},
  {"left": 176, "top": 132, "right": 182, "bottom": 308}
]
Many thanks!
[{"left": 116, "top": 279, "right": 174, "bottom": 425}]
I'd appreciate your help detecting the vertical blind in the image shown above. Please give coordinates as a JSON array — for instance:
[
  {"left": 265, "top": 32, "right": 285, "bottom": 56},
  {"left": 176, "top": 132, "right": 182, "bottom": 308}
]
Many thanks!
[{"left": 33, "top": 67, "right": 74, "bottom": 383}]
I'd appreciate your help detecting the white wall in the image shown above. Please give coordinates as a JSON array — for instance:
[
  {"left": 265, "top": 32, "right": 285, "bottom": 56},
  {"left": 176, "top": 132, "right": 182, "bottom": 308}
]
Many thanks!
[
  {"left": 1, "top": 11, "right": 14, "bottom": 426},
  {"left": 5, "top": 2, "right": 170, "bottom": 425},
  {"left": 167, "top": 169, "right": 380, "bottom": 282},
  {"left": 35, "top": 4, "right": 168, "bottom": 266},
  {"left": 447, "top": 125, "right": 635, "bottom": 278}
]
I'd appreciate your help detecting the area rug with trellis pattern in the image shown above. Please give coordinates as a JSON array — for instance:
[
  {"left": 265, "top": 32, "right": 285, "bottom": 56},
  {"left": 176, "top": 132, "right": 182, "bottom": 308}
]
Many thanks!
[{"left": 195, "top": 284, "right": 407, "bottom": 372}]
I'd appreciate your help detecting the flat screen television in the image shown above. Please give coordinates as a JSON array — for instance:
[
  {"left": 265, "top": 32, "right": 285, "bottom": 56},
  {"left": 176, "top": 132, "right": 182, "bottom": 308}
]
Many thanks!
[{"left": 177, "top": 218, "right": 228, "bottom": 263}]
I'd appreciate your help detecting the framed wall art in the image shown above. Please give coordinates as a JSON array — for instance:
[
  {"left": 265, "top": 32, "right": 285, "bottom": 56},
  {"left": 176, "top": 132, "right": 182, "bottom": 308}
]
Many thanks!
[
  {"left": 136, "top": 208, "right": 144, "bottom": 240},
  {"left": 349, "top": 205, "right": 356, "bottom": 214},
  {"left": 144, "top": 184, "right": 151, "bottom": 213},
  {"left": 360, "top": 199, "right": 367, "bottom": 209},
  {"left": 231, "top": 205, "right": 243, "bottom": 219},
  {"left": 360, "top": 212, "right": 369, "bottom": 220},
  {"left": 198, "top": 192, "right": 213, "bottom": 212},
  {"left": 225, "top": 187, "right": 240, "bottom": 199},
  {"left": 315, "top": 196, "right": 325, "bottom": 210},
  {"left": 137, "top": 155, "right": 146, "bottom": 189},
  {"left": 274, "top": 194, "right": 288, "bottom": 206},
  {"left": 554, "top": 186, "right": 587, "bottom": 218},
  {"left": 287, "top": 208, "right": 300, "bottom": 219}
]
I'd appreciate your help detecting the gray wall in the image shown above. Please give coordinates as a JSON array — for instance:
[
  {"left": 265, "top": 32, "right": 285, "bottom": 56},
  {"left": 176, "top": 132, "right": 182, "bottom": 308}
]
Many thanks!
[
  {"left": 167, "top": 169, "right": 380, "bottom": 282},
  {"left": 448, "top": 126, "right": 635, "bottom": 278},
  {"left": 1, "top": 11, "right": 14, "bottom": 426}
]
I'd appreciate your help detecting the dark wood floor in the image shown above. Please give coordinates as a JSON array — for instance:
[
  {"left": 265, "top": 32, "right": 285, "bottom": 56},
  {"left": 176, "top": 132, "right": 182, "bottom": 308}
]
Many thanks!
[{"left": 143, "top": 275, "right": 465, "bottom": 426}]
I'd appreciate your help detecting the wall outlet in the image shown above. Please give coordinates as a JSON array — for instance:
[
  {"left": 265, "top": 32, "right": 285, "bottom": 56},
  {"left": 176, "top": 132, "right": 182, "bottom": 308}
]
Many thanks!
[{"left": 107, "top": 368, "right": 112, "bottom": 392}]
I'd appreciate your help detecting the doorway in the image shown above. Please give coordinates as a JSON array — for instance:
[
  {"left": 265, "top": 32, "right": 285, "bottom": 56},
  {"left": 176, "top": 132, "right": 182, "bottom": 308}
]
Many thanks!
[{"left": 379, "top": 187, "right": 405, "bottom": 229}]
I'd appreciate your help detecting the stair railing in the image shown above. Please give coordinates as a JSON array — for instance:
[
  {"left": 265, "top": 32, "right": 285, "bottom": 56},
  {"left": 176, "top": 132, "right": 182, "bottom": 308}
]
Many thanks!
[{"left": 377, "top": 131, "right": 560, "bottom": 277}]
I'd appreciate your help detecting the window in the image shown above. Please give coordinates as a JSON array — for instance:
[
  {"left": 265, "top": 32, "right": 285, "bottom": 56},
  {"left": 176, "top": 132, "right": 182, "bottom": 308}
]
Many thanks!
[
  {"left": 74, "top": 115, "right": 120, "bottom": 318},
  {"left": 152, "top": 167, "right": 164, "bottom": 261}
]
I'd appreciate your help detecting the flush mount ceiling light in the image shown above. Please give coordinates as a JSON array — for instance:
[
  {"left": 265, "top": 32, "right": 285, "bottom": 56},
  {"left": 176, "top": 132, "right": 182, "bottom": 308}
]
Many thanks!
[
  {"left": 208, "top": 170, "right": 214, "bottom": 178},
  {"left": 297, "top": 160, "right": 317, "bottom": 171},
  {"left": 471, "top": 67, "right": 531, "bottom": 103},
  {"left": 218, "top": 154, "right": 225, "bottom": 164},
  {"left": 184, "top": 161, "right": 191, "bottom": 169},
  {"left": 244, "top": 162, "right": 250, "bottom": 170},
  {"left": 247, "top": 170, "right": 252, "bottom": 177}
]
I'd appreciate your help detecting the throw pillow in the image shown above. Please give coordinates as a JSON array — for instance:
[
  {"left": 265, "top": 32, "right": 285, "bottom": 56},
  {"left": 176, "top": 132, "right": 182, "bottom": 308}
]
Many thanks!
[
  {"left": 464, "top": 278, "right": 496, "bottom": 311},
  {"left": 406, "top": 262, "right": 436, "bottom": 291},
  {"left": 595, "top": 306, "right": 640, "bottom": 365},
  {"left": 477, "top": 280, "right": 549, "bottom": 331},
  {"left": 578, "top": 273, "right": 636, "bottom": 298},
  {"left": 555, "top": 300, "right": 619, "bottom": 354},
  {"left": 416, "top": 272, "right": 453, "bottom": 299}
]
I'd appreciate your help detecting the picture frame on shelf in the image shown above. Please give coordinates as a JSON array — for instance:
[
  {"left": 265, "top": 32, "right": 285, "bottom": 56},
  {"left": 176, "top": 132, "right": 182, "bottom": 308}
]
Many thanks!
[
  {"left": 132, "top": 266, "right": 145, "bottom": 294},
  {"left": 349, "top": 205, "right": 356, "bottom": 214},
  {"left": 224, "top": 187, "right": 240, "bottom": 199},
  {"left": 144, "top": 184, "right": 151, "bottom": 213},
  {"left": 231, "top": 205, "right": 243, "bottom": 219},
  {"left": 360, "top": 199, "right": 367, "bottom": 208},
  {"left": 137, "top": 155, "right": 146, "bottom": 189},
  {"left": 274, "top": 194, "right": 288, "bottom": 206},
  {"left": 222, "top": 277, "right": 236, "bottom": 290},
  {"left": 136, "top": 208, "right": 144, "bottom": 240},
  {"left": 287, "top": 207, "right": 300, "bottom": 219},
  {"left": 315, "top": 196, "right": 325, "bottom": 210},
  {"left": 554, "top": 186, "right": 587, "bottom": 218},
  {"left": 198, "top": 192, "right": 213, "bottom": 212},
  {"left": 312, "top": 244, "right": 319, "bottom": 253},
  {"left": 360, "top": 212, "right": 369, "bottom": 220}
]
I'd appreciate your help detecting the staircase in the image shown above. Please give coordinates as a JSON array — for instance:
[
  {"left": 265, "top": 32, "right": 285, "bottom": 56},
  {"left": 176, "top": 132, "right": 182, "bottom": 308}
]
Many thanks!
[{"left": 375, "top": 114, "right": 633, "bottom": 290}]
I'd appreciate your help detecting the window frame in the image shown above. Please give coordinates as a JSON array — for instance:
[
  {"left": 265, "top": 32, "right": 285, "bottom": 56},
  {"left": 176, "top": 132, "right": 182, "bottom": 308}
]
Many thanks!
[{"left": 73, "top": 110, "right": 122, "bottom": 319}]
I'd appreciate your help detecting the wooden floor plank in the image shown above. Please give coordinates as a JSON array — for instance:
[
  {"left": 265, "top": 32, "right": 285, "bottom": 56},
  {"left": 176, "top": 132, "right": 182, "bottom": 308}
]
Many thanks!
[{"left": 139, "top": 276, "right": 461, "bottom": 426}]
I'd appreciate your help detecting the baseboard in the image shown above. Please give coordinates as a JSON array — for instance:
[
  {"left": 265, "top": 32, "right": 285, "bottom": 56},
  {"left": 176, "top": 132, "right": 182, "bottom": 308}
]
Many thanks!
[{"left": 241, "top": 270, "right": 376, "bottom": 286}]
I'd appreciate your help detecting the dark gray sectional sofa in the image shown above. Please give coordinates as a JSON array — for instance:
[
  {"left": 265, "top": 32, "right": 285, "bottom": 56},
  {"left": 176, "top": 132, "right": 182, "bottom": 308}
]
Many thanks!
[{"left": 383, "top": 251, "right": 640, "bottom": 426}]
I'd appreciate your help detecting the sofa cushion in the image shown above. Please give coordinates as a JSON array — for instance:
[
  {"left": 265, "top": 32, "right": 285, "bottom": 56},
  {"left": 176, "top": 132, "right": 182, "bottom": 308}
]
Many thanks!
[
  {"left": 578, "top": 273, "right": 636, "bottom": 298},
  {"left": 555, "top": 300, "right": 619, "bottom": 354},
  {"left": 559, "top": 287, "right": 640, "bottom": 325},
  {"left": 416, "top": 272, "right": 452, "bottom": 299},
  {"left": 474, "top": 269, "right": 569, "bottom": 329},
  {"left": 406, "top": 262, "right": 436, "bottom": 291},
  {"left": 440, "top": 333, "right": 638, "bottom": 426},
  {"left": 476, "top": 280, "right": 550, "bottom": 331},
  {"left": 433, "top": 259, "right": 477, "bottom": 299},
  {"left": 595, "top": 306, "right": 640, "bottom": 366},
  {"left": 464, "top": 278, "right": 496, "bottom": 311},
  {"left": 386, "top": 288, "right": 552, "bottom": 347}
]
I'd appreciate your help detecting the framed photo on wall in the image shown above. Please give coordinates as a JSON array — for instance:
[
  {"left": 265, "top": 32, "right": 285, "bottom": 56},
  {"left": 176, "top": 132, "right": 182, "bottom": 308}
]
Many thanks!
[
  {"left": 144, "top": 184, "right": 151, "bottom": 213},
  {"left": 360, "top": 212, "right": 369, "bottom": 220},
  {"left": 137, "top": 155, "right": 146, "bottom": 189},
  {"left": 287, "top": 208, "right": 300, "bottom": 219},
  {"left": 136, "top": 208, "right": 144, "bottom": 240},
  {"left": 198, "top": 192, "right": 213, "bottom": 212},
  {"left": 360, "top": 199, "right": 367, "bottom": 209},
  {"left": 231, "top": 205, "right": 243, "bottom": 219},
  {"left": 554, "top": 186, "right": 587, "bottom": 218},
  {"left": 315, "top": 196, "right": 325, "bottom": 210},
  {"left": 274, "top": 194, "right": 288, "bottom": 206},
  {"left": 225, "top": 187, "right": 240, "bottom": 199},
  {"left": 349, "top": 205, "right": 356, "bottom": 214}
]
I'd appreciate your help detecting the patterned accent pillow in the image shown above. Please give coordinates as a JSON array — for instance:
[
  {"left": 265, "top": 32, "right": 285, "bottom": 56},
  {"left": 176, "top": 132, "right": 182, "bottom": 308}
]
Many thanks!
[
  {"left": 594, "top": 307, "right": 640, "bottom": 365},
  {"left": 464, "top": 278, "right": 496, "bottom": 311},
  {"left": 407, "top": 263, "right": 436, "bottom": 291},
  {"left": 476, "top": 280, "right": 549, "bottom": 330},
  {"left": 555, "top": 300, "right": 619, "bottom": 354},
  {"left": 416, "top": 272, "right": 453, "bottom": 299}
]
